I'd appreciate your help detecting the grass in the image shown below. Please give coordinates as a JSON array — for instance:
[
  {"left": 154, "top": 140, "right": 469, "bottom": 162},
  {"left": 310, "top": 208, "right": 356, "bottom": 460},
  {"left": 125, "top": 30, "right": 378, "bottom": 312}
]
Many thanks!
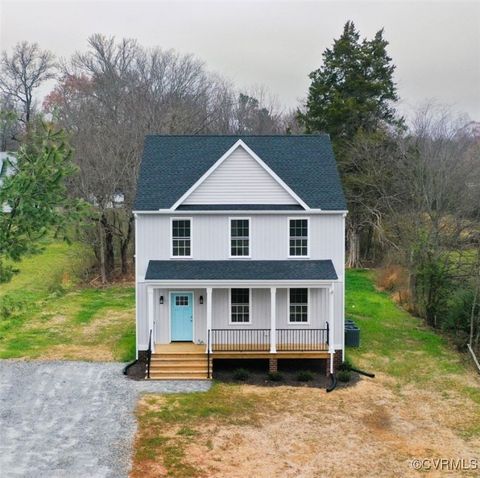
[
  {"left": 0, "top": 239, "right": 135, "bottom": 361},
  {"left": 133, "top": 384, "right": 261, "bottom": 478},
  {"left": 345, "top": 269, "right": 467, "bottom": 382},
  {"left": 132, "top": 268, "right": 480, "bottom": 477}
]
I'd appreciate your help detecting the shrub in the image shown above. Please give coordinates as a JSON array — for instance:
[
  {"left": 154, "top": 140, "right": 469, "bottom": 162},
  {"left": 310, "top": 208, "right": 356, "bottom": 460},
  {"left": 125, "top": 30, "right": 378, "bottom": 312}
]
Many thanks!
[
  {"left": 0, "top": 294, "right": 25, "bottom": 319},
  {"left": 296, "top": 370, "right": 314, "bottom": 382},
  {"left": 337, "top": 370, "right": 352, "bottom": 383},
  {"left": 339, "top": 358, "right": 353, "bottom": 371},
  {"left": 233, "top": 368, "right": 250, "bottom": 381},
  {"left": 267, "top": 371, "right": 284, "bottom": 382}
]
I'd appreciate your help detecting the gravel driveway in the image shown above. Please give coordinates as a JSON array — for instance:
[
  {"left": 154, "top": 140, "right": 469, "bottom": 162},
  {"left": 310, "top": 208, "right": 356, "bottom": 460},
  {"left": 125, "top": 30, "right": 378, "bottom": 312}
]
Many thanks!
[{"left": 0, "top": 361, "right": 211, "bottom": 478}]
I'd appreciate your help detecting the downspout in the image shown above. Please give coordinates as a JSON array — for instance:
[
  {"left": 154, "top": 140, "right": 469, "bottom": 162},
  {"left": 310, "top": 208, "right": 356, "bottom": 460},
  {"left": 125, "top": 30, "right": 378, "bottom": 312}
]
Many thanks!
[{"left": 329, "top": 285, "right": 335, "bottom": 374}]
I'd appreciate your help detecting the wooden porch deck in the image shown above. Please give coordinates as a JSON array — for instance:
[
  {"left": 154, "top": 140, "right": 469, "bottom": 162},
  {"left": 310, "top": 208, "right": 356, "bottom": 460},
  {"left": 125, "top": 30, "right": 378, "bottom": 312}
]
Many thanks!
[{"left": 152, "top": 342, "right": 330, "bottom": 360}]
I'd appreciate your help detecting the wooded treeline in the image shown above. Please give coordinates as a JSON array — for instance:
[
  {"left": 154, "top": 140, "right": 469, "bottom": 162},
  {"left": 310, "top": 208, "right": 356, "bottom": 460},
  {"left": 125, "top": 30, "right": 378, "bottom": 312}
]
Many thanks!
[{"left": 1, "top": 25, "right": 479, "bottom": 354}]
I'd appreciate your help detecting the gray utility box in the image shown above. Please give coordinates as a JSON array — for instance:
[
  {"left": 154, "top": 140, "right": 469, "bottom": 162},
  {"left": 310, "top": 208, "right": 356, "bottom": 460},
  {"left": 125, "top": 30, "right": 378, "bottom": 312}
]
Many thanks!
[{"left": 345, "top": 320, "right": 360, "bottom": 347}]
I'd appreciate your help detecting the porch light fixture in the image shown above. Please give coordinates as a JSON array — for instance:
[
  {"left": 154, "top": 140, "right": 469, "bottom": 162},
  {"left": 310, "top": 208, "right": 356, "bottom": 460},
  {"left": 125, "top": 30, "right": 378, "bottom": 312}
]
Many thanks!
[
  {"left": 199, "top": 296, "right": 204, "bottom": 305},
  {"left": 159, "top": 296, "right": 164, "bottom": 305}
]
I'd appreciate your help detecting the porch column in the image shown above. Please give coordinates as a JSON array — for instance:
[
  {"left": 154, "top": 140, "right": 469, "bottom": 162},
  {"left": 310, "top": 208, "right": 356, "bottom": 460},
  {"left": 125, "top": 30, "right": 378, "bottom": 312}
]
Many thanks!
[
  {"left": 147, "top": 287, "right": 155, "bottom": 353},
  {"left": 270, "top": 287, "right": 277, "bottom": 353},
  {"left": 206, "top": 287, "right": 213, "bottom": 353},
  {"left": 328, "top": 284, "right": 334, "bottom": 374}
]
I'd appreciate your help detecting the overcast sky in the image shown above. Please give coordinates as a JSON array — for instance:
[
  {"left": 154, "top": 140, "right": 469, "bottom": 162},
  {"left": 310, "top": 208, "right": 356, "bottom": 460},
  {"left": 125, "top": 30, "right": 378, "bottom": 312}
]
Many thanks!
[{"left": 1, "top": 0, "right": 479, "bottom": 121}]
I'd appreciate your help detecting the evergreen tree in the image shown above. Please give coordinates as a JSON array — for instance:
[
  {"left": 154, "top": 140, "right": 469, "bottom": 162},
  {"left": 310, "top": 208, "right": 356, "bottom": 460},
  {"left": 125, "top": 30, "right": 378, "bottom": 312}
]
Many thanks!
[
  {"left": 0, "top": 123, "right": 84, "bottom": 282},
  {"left": 299, "top": 21, "right": 401, "bottom": 139},
  {"left": 299, "top": 21, "right": 402, "bottom": 267}
]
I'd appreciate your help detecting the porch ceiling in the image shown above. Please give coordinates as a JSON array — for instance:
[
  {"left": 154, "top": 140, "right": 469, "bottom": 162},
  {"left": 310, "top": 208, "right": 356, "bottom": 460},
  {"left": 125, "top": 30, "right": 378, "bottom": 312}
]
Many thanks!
[{"left": 144, "top": 260, "right": 338, "bottom": 282}]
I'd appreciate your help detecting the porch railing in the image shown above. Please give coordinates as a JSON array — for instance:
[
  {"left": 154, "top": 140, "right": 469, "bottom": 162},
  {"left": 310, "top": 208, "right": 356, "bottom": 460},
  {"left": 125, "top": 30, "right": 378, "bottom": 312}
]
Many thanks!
[
  {"left": 211, "top": 327, "right": 329, "bottom": 352},
  {"left": 146, "top": 329, "right": 152, "bottom": 379},
  {"left": 211, "top": 329, "right": 270, "bottom": 351},
  {"left": 276, "top": 328, "right": 329, "bottom": 351}
]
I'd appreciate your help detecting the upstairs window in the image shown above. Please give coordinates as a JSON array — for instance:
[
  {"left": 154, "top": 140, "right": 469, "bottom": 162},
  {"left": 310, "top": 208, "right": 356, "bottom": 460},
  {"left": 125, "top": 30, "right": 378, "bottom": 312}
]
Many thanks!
[
  {"left": 172, "top": 219, "right": 191, "bottom": 257},
  {"left": 289, "top": 219, "right": 308, "bottom": 256},
  {"left": 231, "top": 288, "right": 250, "bottom": 323},
  {"left": 289, "top": 288, "right": 308, "bottom": 323},
  {"left": 230, "top": 218, "right": 250, "bottom": 257}
]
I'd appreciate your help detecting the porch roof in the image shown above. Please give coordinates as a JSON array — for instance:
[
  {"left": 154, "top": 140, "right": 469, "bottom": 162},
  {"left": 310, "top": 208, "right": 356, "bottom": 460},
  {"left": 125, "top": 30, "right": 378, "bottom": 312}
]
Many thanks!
[{"left": 145, "top": 260, "right": 337, "bottom": 281}]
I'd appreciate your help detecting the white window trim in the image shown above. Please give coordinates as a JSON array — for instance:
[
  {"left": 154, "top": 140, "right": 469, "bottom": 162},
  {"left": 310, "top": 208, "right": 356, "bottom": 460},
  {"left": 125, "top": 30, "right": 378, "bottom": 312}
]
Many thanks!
[
  {"left": 170, "top": 217, "right": 193, "bottom": 259},
  {"left": 228, "top": 217, "right": 251, "bottom": 259},
  {"left": 287, "top": 287, "right": 311, "bottom": 325},
  {"left": 287, "top": 217, "right": 310, "bottom": 258},
  {"left": 228, "top": 287, "right": 253, "bottom": 325}
]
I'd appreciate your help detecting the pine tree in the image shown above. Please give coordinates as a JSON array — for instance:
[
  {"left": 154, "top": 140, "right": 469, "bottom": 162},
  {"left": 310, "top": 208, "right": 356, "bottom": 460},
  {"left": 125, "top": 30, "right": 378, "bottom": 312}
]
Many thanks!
[
  {"left": 300, "top": 21, "right": 401, "bottom": 139},
  {"left": 299, "top": 21, "right": 402, "bottom": 267}
]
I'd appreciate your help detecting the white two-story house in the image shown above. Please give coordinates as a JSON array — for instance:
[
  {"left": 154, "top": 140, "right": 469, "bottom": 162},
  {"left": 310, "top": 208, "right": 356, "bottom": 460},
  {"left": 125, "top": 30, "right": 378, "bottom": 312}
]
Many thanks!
[{"left": 133, "top": 135, "right": 347, "bottom": 379}]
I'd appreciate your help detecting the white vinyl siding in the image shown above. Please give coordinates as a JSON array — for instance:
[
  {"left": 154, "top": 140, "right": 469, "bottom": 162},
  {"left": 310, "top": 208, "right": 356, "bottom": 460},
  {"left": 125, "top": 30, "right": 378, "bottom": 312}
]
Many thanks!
[
  {"left": 136, "top": 214, "right": 344, "bottom": 276},
  {"left": 182, "top": 146, "right": 298, "bottom": 205}
]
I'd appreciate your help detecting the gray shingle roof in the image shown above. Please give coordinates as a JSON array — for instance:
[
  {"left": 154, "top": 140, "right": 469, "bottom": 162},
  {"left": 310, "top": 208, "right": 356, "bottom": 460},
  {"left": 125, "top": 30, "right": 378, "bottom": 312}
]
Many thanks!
[
  {"left": 134, "top": 135, "right": 346, "bottom": 211},
  {"left": 145, "top": 260, "right": 338, "bottom": 281}
]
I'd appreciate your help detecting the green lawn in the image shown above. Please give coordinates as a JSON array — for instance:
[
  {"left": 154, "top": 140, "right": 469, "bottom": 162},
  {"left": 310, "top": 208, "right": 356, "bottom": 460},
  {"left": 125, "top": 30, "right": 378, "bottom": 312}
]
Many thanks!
[{"left": 0, "top": 239, "right": 135, "bottom": 361}]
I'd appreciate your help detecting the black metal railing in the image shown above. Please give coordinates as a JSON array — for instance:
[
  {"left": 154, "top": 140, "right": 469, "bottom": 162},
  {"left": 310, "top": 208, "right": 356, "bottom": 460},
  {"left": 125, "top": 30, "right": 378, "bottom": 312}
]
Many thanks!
[
  {"left": 276, "top": 328, "right": 329, "bottom": 351},
  {"left": 210, "top": 326, "right": 329, "bottom": 353},
  {"left": 211, "top": 329, "right": 270, "bottom": 352},
  {"left": 147, "top": 329, "right": 152, "bottom": 379},
  {"left": 207, "top": 329, "right": 211, "bottom": 379}
]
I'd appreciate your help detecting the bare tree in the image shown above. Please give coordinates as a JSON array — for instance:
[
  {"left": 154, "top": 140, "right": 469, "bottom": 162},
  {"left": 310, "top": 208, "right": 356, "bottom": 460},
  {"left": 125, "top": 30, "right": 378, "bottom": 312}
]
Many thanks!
[
  {"left": 45, "top": 35, "right": 285, "bottom": 281},
  {"left": 0, "top": 42, "right": 56, "bottom": 125}
]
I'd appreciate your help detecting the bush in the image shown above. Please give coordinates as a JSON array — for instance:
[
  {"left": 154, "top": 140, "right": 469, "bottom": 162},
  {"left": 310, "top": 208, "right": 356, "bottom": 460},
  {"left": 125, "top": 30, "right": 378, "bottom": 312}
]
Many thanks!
[
  {"left": 296, "top": 370, "right": 314, "bottom": 382},
  {"left": 233, "top": 368, "right": 250, "bottom": 381},
  {"left": 337, "top": 370, "right": 352, "bottom": 382},
  {"left": 339, "top": 358, "right": 353, "bottom": 371},
  {"left": 267, "top": 371, "right": 284, "bottom": 382},
  {"left": 0, "top": 294, "right": 25, "bottom": 319}
]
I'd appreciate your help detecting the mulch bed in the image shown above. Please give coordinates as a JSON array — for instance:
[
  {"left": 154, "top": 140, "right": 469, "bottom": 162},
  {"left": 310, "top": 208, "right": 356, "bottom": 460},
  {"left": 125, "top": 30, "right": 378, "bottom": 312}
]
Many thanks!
[
  {"left": 212, "top": 359, "right": 359, "bottom": 389},
  {"left": 125, "top": 358, "right": 147, "bottom": 380}
]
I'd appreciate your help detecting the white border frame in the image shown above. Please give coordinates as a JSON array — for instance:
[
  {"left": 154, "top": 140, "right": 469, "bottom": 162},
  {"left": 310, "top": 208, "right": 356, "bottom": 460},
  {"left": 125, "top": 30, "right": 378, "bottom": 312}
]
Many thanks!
[
  {"left": 170, "top": 217, "right": 193, "bottom": 259},
  {"left": 228, "top": 287, "right": 253, "bottom": 325},
  {"left": 287, "top": 287, "right": 311, "bottom": 325},
  {"left": 171, "top": 140, "right": 310, "bottom": 210},
  {"left": 229, "top": 217, "right": 251, "bottom": 259},
  {"left": 168, "top": 290, "right": 195, "bottom": 342},
  {"left": 287, "top": 217, "right": 310, "bottom": 258}
]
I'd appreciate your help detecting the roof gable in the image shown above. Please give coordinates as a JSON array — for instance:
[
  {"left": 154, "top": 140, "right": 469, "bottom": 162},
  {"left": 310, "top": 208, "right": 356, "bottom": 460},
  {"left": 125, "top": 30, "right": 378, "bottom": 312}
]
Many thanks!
[
  {"left": 134, "top": 135, "right": 347, "bottom": 211},
  {"left": 176, "top": 140, "right": 303, "bottom": 208}
]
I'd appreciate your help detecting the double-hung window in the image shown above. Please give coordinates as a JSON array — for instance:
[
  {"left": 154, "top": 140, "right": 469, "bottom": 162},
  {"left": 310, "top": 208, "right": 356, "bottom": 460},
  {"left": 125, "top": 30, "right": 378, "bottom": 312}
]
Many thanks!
[
  {"left": 230, "top": 288, "right": 250, "bottom": 323},
  {"left": 172, "top": 219, "right": 191, "bottom": 257},
  {"left": 289, "top": 218, "right": 308, "bottom": 257},
  {"left": 230, "top": 218, "right": 250, "bottom": 257},
  {"left": 289, "top": 288, "right": 308, "bottom": 323}
]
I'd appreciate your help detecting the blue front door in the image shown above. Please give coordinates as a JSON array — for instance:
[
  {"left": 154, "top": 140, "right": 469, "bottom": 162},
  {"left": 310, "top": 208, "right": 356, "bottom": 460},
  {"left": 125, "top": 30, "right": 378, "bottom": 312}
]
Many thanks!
[{"left": 171, "top": 292, "right": 193, "bottom": 341}]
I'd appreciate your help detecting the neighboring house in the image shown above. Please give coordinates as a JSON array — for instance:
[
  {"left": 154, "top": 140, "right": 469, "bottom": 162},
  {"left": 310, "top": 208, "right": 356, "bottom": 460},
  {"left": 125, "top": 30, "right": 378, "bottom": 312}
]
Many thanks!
[{"left": 134, "top": 135, "right": 347, "bottom": 379}]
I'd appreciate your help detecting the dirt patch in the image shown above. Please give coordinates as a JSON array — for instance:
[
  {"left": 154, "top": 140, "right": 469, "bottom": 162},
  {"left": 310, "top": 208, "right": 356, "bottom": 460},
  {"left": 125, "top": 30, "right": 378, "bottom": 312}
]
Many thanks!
[
  {"left": 80, "top": 309, "right": 132, "bottom": 339},
  {"left": 132, "top": 375, "right": 480, "bottom": 478},
  {"left": 38, "top": 344, "right": 114, "bottom": 361}
]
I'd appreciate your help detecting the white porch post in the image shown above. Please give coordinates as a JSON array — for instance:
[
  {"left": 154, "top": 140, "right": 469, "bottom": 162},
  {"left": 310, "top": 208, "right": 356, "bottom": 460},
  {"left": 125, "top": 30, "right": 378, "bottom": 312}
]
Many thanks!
[
  {"left": 270, "top": 287, "right": 277, "bottom": 353},
  {"left": 206, "top": 287, "right": 213, "bottom": 353},
  {"left": 147, "top": 286, "right": 155, "bottom": 353},
  {"left": 328, "top": 284, "right": 335, "bottom": 374}
]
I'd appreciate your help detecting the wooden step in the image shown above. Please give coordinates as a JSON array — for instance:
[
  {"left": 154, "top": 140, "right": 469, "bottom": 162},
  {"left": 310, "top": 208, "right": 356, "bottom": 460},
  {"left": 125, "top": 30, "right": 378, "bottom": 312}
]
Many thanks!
[
  {"left": 152, "top": 352, "right": 207, "bottom": 360},
  {"left": 148, "top": 375, "right": 208, "bottom": 380},
  {"left": 150, "top": 366, "right": 208, "bottom": 372}
]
